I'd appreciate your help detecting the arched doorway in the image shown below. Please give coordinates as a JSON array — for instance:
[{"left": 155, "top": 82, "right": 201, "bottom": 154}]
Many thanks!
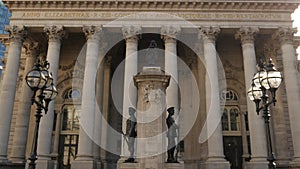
[
  {"left": 58, "top": 88, "right": 81, "bottom": 169},
  {"left": 221, "top": 90, "right": 249, "bottom": 169}
]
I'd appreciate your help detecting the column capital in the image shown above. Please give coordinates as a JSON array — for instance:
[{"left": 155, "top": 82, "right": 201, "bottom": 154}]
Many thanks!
[
  {"left": 44, "top": 25, "right": 66, "bottom": 43},
  {"left": 235, "top": 27, "right": 259, "bottom": 44},
  {"left": 161, "top": 25, "right": 181, "bottom": 43},
  {"left": 23, "top": 40, "right": 40, "bottom": 58},
  {"left": 82, "top": 25, "right": 103, "bottom": 42},
  {"left": 5, "top": 25, "right": 27, "bottom": 43},
  {"left": 122, "top": 25, "right": 141, "bottom": 43},
  {"left": 272, "top": 27, "right": 297, "bottom": 45},
  {"left": 198, "top": 26, "right": 220, "bottom": 44}
]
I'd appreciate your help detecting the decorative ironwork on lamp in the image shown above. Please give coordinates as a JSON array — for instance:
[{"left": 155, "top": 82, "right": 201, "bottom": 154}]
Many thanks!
[
  {"left": 247, "top": 58, "right": 282, "bottom": 169},
  {"left": 25, "top": 59, "right": 57, "bottom": 169}
]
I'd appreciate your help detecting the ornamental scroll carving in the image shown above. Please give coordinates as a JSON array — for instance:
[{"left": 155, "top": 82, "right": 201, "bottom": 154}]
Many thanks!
[
  {"left": 44, "top": 25, "right": 66, "bottom": 42},
  {"left": 82, "top": 25, "right": 103, "bottom": 42},
  {"left": 161, "top": 25, "right": 181, "bottom": 43},
  {"left": 23, "top": 40, "right": 40, "bottom": 58},
  {"left": 141, "top": 82, "right": 166, "bottom": 105},
  {"left": 235, "top": 27, "right": 259, "bottom": 44},
  {"left": 122, "top": 25, "right": 141, "bottom": 42},
  {"left": 5, "top": 25, "right": 27, "bottom": 43},
  {"left": 198, "top": 26, "right": 220, "bottom": 43},
  {"left": 272, "top": 27, "right": 298, "bottom": 45}
]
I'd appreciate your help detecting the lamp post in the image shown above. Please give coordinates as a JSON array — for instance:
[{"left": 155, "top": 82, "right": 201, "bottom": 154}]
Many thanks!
[
  {"left": 247, "top": 58, "right": 282, "bottom": 169},
  {"left": 25, "top": 59, "right": 58, "bottom": 169}
]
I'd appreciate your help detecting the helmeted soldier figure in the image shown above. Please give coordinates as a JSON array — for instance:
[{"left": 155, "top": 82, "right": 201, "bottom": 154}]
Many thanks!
[
  {"left": 124, "top": 107, "right": 137, "bottom": 163},
  {"left": 166, "top": 107, "right": 179, "bottom": 163}
]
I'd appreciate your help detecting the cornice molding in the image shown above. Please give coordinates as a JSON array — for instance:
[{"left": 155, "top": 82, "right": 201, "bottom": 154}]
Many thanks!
[{"left": 3, "top": 1, "right": 299, "bottom": 12}]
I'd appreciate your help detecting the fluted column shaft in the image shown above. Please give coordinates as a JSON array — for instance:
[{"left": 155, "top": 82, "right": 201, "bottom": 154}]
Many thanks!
[
  {"left": 200, "top": 27, "right": 229, "bottom": 169},
  {"left": 235, "top": 27, "right": 268, "bottom": 164},
  {"left": 77, "top": 25, "right": 102, "bottom": 159},
  {"left": 274, "top": 27, "right": 300, "bottom": 163},
  {"left": 121, "top": 25, "right": 140, "bottom": 158},
  {"left": 100, "top": 56, "right": 112, "bottom": 165},
  {"left": 10, "top": 41, "right": 39, "bottom": 163},
  {"left": 239, "top": 106, "right": 250, "bottom": 168},
  {"left": 36, "top": 26, "right": 65, "bottom": 164},
  {"left": 52, "top": 110, "right": 62, "bottom": 156},
  {"left": 161, "top": 25, "right": 181, "bottom": 116},
  {"left": 0, "top": 25, "right": 26, "bottom": 162}
]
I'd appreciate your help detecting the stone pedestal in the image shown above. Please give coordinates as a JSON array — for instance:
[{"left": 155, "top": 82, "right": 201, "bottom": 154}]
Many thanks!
[
  {"left": 135, "top": 67, "right": 169, "bottom": 169},
  {"left": 165, "top": 163, "right": 185, "bottom": 169},
  {"left": 118, "top": 162, "right": 139, "bottom": 169},
  {"left": 119, "top": 67, "right": 175, "bottom": 169}
]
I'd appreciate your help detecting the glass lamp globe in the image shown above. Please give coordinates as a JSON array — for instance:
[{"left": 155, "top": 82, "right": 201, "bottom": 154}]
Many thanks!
[
  {"left": 41, "top": 70, "right": 53, "bottom": 88},
  {"left": 261, "top": 59, "right": 282, "bottom": 90},
  {"left": 253, "top": 71, "right": 266, "bottom": 88},
  {"left": 25, "top": 65, "right": 46, "bottom": 90},
  {"left": 247, "top": 83, "right": 263, "bottom": 101},
  {"left": 43, "top": 83, "right": 58, "bottom": 100}
]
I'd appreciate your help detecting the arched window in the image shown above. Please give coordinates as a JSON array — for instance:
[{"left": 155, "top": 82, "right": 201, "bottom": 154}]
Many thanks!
[
  {"left": 220, "top": 90, "right": 238, "bottom": 101},
  {"left": 221, "top": 90, "right": 240, "bottom": 132},
  {"left": 222, "top": 106, "right": 240, "bottom": 132},
  {"left": 63, "top": 88, "right": 81, "bottom": 99}
]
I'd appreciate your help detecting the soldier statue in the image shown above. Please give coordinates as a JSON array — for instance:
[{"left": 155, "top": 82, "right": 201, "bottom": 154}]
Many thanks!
[
  {"left": 166, "top": 107, "right": 179, "bottom": 163},
  {"left": 124, "top": 107, "right": 137, "bottom": 163}
]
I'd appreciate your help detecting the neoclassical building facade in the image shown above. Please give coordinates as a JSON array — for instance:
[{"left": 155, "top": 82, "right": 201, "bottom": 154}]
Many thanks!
[{"left": 0, "top": 1, "right": 300, "bottom": 169}]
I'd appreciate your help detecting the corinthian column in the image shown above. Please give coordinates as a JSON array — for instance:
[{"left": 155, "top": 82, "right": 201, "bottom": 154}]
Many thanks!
[
  {"left": 273, "top": 27, "right": 300, "bottom": 166},
  {"left": 199, "top": 26, "right": 230, "bottom": 169},
  {"left": 10, "top": 41, "right": 39, "bottom": 164},
  {"left": 120, "top": 25, "right": 141, "bottom": 159},
  {"left": 0, "top": 25, "right": 27, "bottom": 162},
  {"left": 72, "top": 25, "right": 102, "bottom": 169},
  {"left": 72, "top": 26, "right": 102, "bottom": 169},
  {"left": 36, "top": 25, "right": 65, "bottom": 168},
  {"left": 235, "top": 27, "right": 268, "bottom": 168},
  {"left": 161, "top": 25, "right": 181, "bottom": 118}
]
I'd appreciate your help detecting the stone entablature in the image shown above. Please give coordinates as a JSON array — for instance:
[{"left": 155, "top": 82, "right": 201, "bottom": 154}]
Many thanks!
[
  {"left": 3, "top": 0, "right": 299, "bottom": 12},
  {"left": 3, "top": 1, "right": 299, "bottom": 29}
]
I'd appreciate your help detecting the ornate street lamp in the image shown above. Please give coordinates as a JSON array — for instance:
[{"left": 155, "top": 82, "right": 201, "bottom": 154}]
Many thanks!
[
  {"left": 25, "top": 59, "right": 57, "bottom": 169},
  {"left": 247, "top": 58, "right": 282, "bottom": 169}
]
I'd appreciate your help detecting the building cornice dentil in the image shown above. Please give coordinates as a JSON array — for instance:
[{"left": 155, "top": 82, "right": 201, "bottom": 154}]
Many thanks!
[{"left": 3, "top": 1, "right": 299, "bottom": 12}]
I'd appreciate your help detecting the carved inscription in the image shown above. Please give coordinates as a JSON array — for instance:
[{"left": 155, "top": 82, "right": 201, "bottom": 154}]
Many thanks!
[{"left": 18, "top": 11, "right": 286, "bottom": 21}]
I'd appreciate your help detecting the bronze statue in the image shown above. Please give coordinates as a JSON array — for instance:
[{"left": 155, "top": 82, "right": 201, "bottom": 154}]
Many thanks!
[
  {"left": 166, "top": 107, "right": 179, "bottom": 163},
  {"left": 124, "top": 107, "right": 137, "bottom": 163}
]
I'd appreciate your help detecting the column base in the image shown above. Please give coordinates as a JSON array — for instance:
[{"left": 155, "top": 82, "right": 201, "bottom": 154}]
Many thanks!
[
  {"left": 9, "top": 156, "right": 26, "bottom": 164},
  {"left": 71, "top": 157, "right": 96, "bottom": 169},
  {"left": 183, "top": 160, "right": 200, "bottom": 169},
  {"left": 165, "top": 162, "right": 184, "bottom": 169},
  {"left": 290, "top": 160, "right": 300, "bottom": 169},
  {"left": 275, "top": 159, "right": 290, "bottom": 169},
  {"left": 35, "top": 158, "right": 54, "bottom": 169},
  {"left": 0, "top": 162, "right": 24, "bottom": 169},
  {"left": 245, "top": 160, "right": 268, "bottom": 169},
  {"left": 118, "top": 162, "right": 139, "bottom": 169},
  {"left": 119, "top": 162, "right": 180, "bottom": 169},
  {"left": 102, "top": 160, "right": 118, "bottom": 169},
  {"left": 205, "top": 157, "right": 230, "bottom": 169},
  {"left": 0, "top": 156, "right": 9, "bottom": 164}
]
